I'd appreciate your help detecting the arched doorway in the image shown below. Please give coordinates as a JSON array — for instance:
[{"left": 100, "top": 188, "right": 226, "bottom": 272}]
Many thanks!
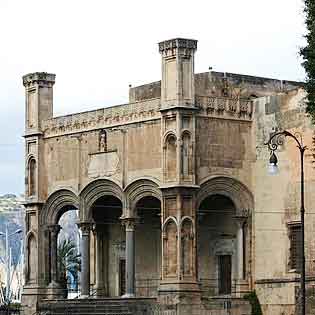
[
  {"left": 197, "top": 194, "right": 238, "bottom": 296},
  {"left": 135, "top": 196, "right": 161, "bottom": 297},
  {"left": 57, "top": 209, "right": 80, "bottom": 298},
  {"left": 91, "top": 195, "right": 123, "bottom": 297}
]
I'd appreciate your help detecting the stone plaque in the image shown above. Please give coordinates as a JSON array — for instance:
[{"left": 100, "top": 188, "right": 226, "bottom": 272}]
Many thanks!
[{"left": 88, "top": 151, "right": 119, "bottom": 178}]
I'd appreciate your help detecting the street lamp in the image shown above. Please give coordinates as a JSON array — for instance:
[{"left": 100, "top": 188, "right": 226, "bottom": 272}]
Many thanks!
[
  {"left": 0, "top": 225, "right": 22, "bottom": 304},
  {"left": 265, "top": 130, "right": 307, "bottom": 315}
]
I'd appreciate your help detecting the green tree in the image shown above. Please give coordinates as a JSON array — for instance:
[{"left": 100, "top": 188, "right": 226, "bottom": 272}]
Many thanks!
[
  {"left": 57, "top": 239, "right": 81, "bottom": 295},
  {"left": 300, "top": 0, "right": 315, "bottom": 122},
  {"left": 244, "top": 290, "right": 263, "bottom": 315}
]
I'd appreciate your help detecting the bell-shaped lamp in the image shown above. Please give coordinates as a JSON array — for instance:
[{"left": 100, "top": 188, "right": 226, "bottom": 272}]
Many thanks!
[{"left": 268, "top": 151, "right": 279, "bottom": 175}]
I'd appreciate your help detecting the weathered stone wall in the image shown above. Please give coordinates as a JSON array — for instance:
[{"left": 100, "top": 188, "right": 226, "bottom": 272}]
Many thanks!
[
  {"left": 128, "top": 71, "right": 303, "bottom": 103},
  {"left": 195, "top": 72, "right": 303, "bottom": 98},
  {"left": 196, "top": 117, "right": 253, "bottom": 190},
  {"left": 127, "top": 120, "right": 162, "bottom": 183},
  {"left": 253, "top": 88, "right": 315, "bottom": 314}
]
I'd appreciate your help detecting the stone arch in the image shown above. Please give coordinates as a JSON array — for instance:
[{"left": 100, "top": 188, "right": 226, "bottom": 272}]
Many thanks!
[
  {"left": 164, "top": 133, "right": 177, "bottom": 181},
  {"left": 79, "top": 179, "right": 124, "bottom": 220},
  {"left": 25, "top": 231, "right": 37, "bottom": 284},
  {"left": 180, "top": 216, "right": 195, "bottom": 232},
  {"left": 41, "top": 189, "right": 79, "bottom": 226},
  {"left": 197, "top": 176, "right": 254, "bottom": 215},
  {"left": 124, "top": 178, "right": 162, "bottom": 216}
]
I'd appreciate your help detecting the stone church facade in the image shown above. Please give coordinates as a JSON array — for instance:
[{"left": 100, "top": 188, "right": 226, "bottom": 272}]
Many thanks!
[{"left": 21, "top": 38, "right": 315, "bottom": 315}]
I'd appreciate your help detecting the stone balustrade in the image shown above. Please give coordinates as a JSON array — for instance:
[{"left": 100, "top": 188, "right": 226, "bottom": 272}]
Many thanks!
[{"left": 195, "top": 95, "right": 253, "bottom": 121}]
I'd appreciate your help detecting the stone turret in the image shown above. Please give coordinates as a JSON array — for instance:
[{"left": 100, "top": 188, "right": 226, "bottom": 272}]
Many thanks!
[
  {"left": 23, "top": 72, "right": 55, "bottom": 134},
  {"left": 159, "top": 38, "right": 197, "bottom": 110}
]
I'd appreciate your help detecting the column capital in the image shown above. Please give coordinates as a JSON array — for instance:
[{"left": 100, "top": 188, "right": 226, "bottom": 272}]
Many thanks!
[
  {"left": 120, "top": 216, "right": 139, "bottom": 232},
  {"left": 77, "top": 222, "right": 93, "bottom": 235},
  {"left": 46, "top": 224, "right": 61, "bottom": 235}
]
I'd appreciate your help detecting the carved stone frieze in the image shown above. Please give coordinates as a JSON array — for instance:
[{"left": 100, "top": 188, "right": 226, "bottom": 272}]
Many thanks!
[
  {"left": 42, "top": 98, "right": 161, "bottom": 137},
  {"left": 159, "top": 38, "right": 198, "bottom": 53},
  {"left": 23, "top": 72, "right": 56, "bottom": 88},
  {"left": 196, "top": 96, "right": 253, "bottom": 121}
]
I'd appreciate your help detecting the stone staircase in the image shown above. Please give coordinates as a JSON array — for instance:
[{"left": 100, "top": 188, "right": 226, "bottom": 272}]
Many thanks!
[{"left": 39, "top": 298, "right": 159, "bottom": 315}]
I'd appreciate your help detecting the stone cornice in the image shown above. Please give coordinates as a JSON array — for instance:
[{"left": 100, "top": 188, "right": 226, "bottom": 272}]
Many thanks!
[
  {"left": 23, "top": 72, "right": 55, "bottom": 87},
  {"left": 159, "top": 38, "right": 197, "bottom": 53},
  {"left": 42, "top": 98, "right": 161, "bottom": 138}
]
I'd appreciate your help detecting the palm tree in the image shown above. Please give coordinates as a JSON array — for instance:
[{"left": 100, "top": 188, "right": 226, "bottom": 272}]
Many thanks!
[{"left": 57, "top": 239, "right": 81, "bottom": 297}]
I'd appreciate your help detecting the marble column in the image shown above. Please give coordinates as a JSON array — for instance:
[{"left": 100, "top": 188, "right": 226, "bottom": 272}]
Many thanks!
[
  {"left": 78, "top": 222, "right": 92, "bottom": 297},
  {"left": 235, "top": 216, "right": 247, "bottom": 280},
  {"left": 94, "top": 224, "right": 106, "bottom": 296},
  {"left": 48, "top": 224, "right": 61, "bottom": 287},
  {"left": 121, "top": 217, "right": 136, "bottom": 297}
]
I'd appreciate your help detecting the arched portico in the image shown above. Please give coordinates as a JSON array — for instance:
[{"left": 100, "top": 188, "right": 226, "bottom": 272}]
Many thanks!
[
  {"left": 78, "top": 179, "right": 124, "bottom": 297},
  {"left": 40, "top": 189, "right": 79, "bottom": 292},
  {"left": 196, "top": 176, "right": 253, "bottom": 297},
  {"left": 79, "top": 179, "right": 124, "bottom": 221},
  {"left": 124, "top": 178, "right": 162, "bottom": 297}
]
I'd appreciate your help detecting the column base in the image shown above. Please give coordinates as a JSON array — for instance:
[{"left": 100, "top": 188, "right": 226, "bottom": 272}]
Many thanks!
[
  {"left": 92, "top": 286, "right": 107, "bottom": 298},
  {"left": 48, "top": 280, "right": 61, "bottom": 288},
  {"left": 47, "top": 281, "right": 66, "bottom": 299},
  {"left": 121, "top": 293, "right": 135, "bottom": 298},
  {"left": 158, "top": 289, "right": 202, "bottom": 315},
  {"left": 158, "top": 280, "right": 201, "bottom": 293},
  {"left": 21, "top": 285, "right": 49, "bottom": 315}
]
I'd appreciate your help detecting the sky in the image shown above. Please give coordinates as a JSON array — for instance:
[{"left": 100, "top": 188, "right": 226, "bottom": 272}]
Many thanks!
[{"left": 0, "top": 0, "right": 307, "bottom": 195}]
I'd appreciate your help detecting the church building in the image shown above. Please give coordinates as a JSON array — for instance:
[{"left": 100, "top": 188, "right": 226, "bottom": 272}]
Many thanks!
[{"left": 21, "top": 38, "right": 314, "bottom": 315}]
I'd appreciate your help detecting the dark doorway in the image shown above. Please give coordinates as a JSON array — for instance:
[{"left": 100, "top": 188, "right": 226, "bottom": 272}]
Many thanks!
[
  {"left": 119, "top": 259, "right": 126, "bottom": 296},
  {"left": 218, "top": 255, "right": 232, "bottom": 295}
]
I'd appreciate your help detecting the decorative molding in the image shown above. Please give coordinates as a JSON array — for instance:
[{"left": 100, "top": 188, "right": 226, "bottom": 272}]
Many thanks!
[
  {"left": 41, "top": 189, "right": 79, "bottom": 226},
  {"left": 79, "top": 179, "right": 123, "bottom": 219},
  {"left": 23, "top": 72, "right": 55, "bottom": 87},
  {"left": 159, "top": 38, "right": 197, "bottom": 53},
  {"left": 121, "top": 217, "right": 138, "bottom": 231},
  {"left": 124, "top": 178, "right": 162, "bottom": 214},
  {"left": 42, "top": 98, "right": 161, "bottom": 138},
  {"left": 196, "top": 96, "right": 253, "bottom": 121},
  {"left": 196, "top": 176, "right": 254, "bottom": 216}
]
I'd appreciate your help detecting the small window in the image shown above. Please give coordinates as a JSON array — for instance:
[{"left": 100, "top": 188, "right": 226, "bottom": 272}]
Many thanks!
[{"left": 288, "top": 222, "right": 302, "bottom": 272}]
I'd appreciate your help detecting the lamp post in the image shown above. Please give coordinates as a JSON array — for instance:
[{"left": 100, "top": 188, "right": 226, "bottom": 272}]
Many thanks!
[
  {"left": 265, "top": 130, "right": 306, "bottom": 315},
  {"left": 0, "top": 225, "right": 22, "bottom": 304}
]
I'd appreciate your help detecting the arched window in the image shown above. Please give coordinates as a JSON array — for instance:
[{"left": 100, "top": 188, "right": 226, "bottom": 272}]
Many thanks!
[
  {"left": 28, "top": 158, "right": 36, "bottom": 196},
  {"left": 163, "top": 220, "right": 178, "bottom": 276},
  {"left": 181, "top": 219, "right": 193, "bottom": 276},
  {"left": 165, "top": 135, "right": 177, "bottom": 181},
  {"left": 27, "top": 234, "right": 37, "bottom": 283},
  {"left": 181, "top": 132, "right": 192, "bottom": 177}
]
